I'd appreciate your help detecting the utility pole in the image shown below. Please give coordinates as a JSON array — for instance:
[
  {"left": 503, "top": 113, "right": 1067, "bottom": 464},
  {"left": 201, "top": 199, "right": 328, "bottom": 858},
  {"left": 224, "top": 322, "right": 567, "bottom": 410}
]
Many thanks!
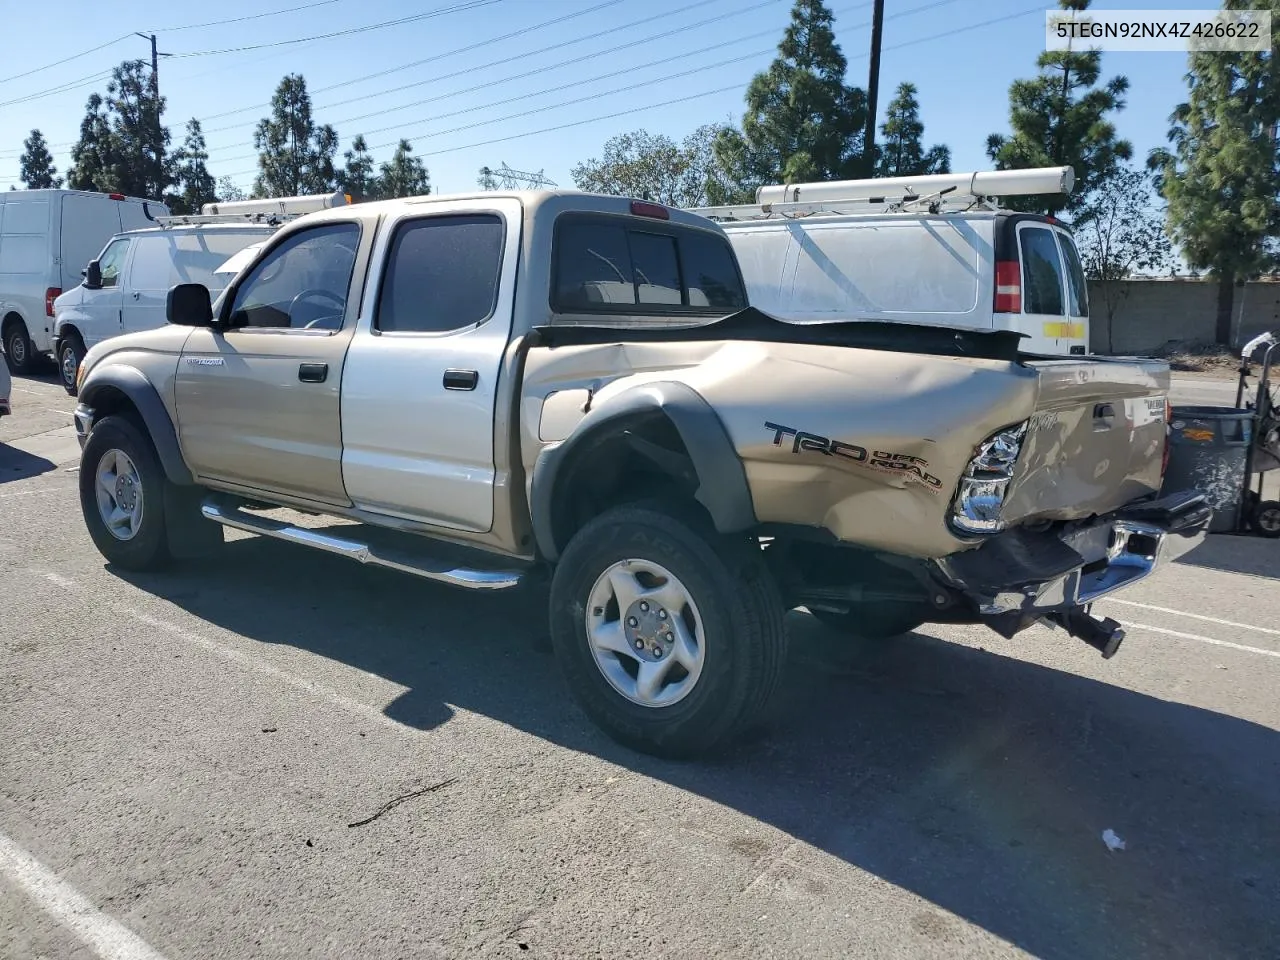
[
  {"left": 135, "top": 33, "right": 170, "bottom": 198},
  {"left": 863, "top": 0, "right": 885, "bottom": 177}
]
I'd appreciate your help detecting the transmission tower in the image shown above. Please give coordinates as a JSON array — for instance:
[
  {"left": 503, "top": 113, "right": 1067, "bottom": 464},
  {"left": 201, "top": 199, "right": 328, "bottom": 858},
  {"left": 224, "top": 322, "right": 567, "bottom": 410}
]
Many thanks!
[{"left": 477, "top": 162, "right": 557, "bottom": 190}]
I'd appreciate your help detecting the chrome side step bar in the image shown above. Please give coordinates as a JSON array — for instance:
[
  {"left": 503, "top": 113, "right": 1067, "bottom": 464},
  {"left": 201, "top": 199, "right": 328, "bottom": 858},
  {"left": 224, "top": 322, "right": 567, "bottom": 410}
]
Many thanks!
[{"left": 200, "top": 499, "right": 524, "bottom": 591}]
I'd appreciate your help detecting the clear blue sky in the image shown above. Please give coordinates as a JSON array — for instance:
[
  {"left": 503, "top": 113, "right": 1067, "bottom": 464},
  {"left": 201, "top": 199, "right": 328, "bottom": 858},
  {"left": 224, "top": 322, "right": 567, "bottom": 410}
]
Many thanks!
[{"left": 0, "top": 0, "right": 1203, "bottom": 196}]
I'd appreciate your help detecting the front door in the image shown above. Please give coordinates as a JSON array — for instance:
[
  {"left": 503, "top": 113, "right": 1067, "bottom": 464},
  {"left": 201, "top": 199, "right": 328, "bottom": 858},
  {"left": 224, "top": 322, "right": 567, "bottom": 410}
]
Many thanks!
[
  {"left": 175, "top": 220, "right": 366, "bottom": 506},
  {"left": 76, "top": 237, "right": 132, "bottom": 347},
  {"left": 340, "top": 199, "right": 522, "bottom": 532}
]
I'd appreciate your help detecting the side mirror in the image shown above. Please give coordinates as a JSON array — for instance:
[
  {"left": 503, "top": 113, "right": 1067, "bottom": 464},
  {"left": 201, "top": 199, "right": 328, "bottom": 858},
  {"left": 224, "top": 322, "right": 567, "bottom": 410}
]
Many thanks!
[
  {"left": 84, "top": 260, "right": 102, "bottom": 289},
  {"left": 167, "top": 283, "right": 214, "bottom": 327}
]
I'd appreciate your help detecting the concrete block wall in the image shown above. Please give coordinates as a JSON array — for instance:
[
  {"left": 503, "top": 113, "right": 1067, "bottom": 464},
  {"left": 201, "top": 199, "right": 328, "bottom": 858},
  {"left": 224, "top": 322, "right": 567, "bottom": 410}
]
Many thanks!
[{"left": 1088, "top": 279, "right": 1280, "bottom": 354}]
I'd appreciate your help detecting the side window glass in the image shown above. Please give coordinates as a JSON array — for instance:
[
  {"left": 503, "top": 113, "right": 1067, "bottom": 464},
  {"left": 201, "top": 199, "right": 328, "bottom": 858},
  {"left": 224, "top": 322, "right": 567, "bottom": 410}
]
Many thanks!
[
  {"left": 630, "top": 232, "right": 682, "bottom": 305},
  {"left": 228, "top": 222, "right": 360, "bottom": 330},
  {"left": 97, "top": 239, "right": 131, "bottom": 289},
  {"left": 1058, "top": 235, "right": 1090, "bottom": 317},
  {"left": 680, "top": 232, "right": 746, "bottom": 309},
  {"left": 554, "top": 222, "right": 634, "bottom": 309},
  {"left": 1019, "top": 227, "right": 1065, "bottom": 316},
  {"left": 376, "top": 215, "right": 504, "bottom": 334}
]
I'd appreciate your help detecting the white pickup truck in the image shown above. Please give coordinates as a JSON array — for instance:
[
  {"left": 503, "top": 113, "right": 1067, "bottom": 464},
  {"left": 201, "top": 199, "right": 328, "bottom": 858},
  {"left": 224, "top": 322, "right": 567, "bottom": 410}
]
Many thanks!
[{"left": 71, "top": 190, "right": 1210, "bottom": 757}]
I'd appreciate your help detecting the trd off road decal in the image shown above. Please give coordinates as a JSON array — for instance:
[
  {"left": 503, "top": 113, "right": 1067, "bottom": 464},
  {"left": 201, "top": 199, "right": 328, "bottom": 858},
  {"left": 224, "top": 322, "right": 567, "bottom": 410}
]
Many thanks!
[{"left": 764, "top": 421, "right": 943, "bottom": 493}]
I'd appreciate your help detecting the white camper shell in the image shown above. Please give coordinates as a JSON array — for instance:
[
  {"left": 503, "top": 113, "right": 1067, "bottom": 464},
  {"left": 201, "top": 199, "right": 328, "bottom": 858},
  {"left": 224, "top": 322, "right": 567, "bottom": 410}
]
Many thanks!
[{"left": 690, "top": 167, "right": 1090, "bottom": 357}]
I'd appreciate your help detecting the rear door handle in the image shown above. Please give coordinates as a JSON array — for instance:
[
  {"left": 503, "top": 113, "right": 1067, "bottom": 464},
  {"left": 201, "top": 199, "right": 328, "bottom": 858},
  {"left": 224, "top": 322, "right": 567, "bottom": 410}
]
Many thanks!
[
  {"left": 443, "top": 368, "right": 478, "bottom": 390},
  {"left": 298, "top": 362, "right": 328, "bottom": 383}
]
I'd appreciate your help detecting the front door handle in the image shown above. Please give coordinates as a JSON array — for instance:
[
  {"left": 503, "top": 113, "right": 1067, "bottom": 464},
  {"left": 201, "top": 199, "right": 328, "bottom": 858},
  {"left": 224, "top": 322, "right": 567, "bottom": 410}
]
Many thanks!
[
  {"left": 443, "top": 368, "right": 478, "bottom": 390},
  {"left": 298, "top": 362, "right": 328, "bottom": 383}
]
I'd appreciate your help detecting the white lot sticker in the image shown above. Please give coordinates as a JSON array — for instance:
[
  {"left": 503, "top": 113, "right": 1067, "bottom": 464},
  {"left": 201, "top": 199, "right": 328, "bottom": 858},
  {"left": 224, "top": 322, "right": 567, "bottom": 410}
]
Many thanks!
[{"left": 1126, "top": 395, "right": 1166, "bottom": 428}]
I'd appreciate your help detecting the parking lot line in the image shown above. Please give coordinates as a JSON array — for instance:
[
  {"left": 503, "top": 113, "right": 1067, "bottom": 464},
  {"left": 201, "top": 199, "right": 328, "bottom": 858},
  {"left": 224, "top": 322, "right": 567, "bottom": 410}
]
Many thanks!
[
  {"left": 0, "top": 830, "right": 169, "bottom": 960},
  {"left": 1127, "top": 621, "right": 1280, "bottom": 659},
  {"left": 36, "top": 571, "right": 402, "bottom": 730},
  {"left": 1106, "top": 598, "right": 1280, "bottom": 637}
]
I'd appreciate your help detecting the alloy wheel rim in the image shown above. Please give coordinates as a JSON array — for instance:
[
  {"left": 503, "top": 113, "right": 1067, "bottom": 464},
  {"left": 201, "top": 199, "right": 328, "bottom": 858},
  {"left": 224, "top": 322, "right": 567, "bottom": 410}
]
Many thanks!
[
  {"left": 584, "top": 558, "right": 706, "bottom": 708},
  {"left": 61, "top": 346, "right": 76, "bottom": 386},
  {"left": 94, "top": 448, "right": 144, "bottom": 541}
]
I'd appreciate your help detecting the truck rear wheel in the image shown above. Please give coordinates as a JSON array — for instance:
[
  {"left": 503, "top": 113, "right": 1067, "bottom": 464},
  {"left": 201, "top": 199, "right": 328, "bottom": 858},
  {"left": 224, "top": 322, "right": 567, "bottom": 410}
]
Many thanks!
[
  {"left": 79, "top": 415, "right": 173, "bottom": 570},
  {"left": 549, "top": 501, "right": 786, "bottom": 759}
]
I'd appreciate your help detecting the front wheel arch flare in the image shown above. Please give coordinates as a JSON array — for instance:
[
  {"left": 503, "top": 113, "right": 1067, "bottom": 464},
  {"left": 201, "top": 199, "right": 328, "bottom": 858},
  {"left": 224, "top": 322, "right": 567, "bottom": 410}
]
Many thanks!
[
  {"left": 80, "top": 365, "right": 193, "bottom": 486},
  {"left": 530, "top": 381, "right": 756, "bottom": 561}
]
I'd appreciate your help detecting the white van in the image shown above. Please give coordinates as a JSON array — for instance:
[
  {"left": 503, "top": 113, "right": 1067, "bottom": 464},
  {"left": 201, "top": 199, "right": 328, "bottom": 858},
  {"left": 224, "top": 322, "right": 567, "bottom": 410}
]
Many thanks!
[
  {"left": 52, "top": 223, "right": 277, "bottom": 393},
  {"left": 0, "top": 189, "right": 166, "bottom": 373},
  {"left": 691, "top": 167, "right": 1090, "bottom": 357}
]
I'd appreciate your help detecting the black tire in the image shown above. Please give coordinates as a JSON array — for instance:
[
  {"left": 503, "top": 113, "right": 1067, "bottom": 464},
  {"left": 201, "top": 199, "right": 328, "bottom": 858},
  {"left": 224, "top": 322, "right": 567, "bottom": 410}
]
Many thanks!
[
  {"left": 58, "top": 334, "right": 86, "bottom": 396},
  {"left": 3, "top": 319, "right": 34, "bottom": 375},
  {"left": 1250, "top": 499, "right": 1280, "bottom": 539},
  {"left": 79, "top": 415, "right": 173, "bottom": 570},
  {"left": 809, "top": 604, "right": 925, "bottom": 640},
  {"left": 549, "top": 500, "right": 786, "bottom": 759}
]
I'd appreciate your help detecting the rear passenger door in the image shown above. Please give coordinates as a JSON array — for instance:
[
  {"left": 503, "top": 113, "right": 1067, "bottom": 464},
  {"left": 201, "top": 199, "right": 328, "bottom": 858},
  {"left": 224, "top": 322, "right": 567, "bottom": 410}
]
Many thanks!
[{"left": 340, "top": 199, "right": 523, "bottom": 532}]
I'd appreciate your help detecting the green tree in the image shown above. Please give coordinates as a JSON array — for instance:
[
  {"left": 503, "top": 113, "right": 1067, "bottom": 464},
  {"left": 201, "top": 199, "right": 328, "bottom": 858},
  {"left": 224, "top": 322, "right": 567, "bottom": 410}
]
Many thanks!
[
  {"left": 876, "top": 83, "right": 950, "bottom": 177},
  {"left": 1073, "top": 164, "right": 1174, "bottom": 351},
  {"left": 986, "top": 0, "right": 1131, "bottom": 216},
  {"left": 67, "top": 93, "right": 115, "bottom": 191},
  {"left": 100, "top": 59, "right": 171, "bottom": 199},
  {"left": 476, "top": 166, "right": 500, "bottom": 190},
  {"left": 713, "top": 0, "right": 867, "bottom": 198},
  {"left": 215, "top": 176, "right": 248, "bottom": 202},
  {"left": 571, "top": 124, "right": 736, "bottom": 207},
  {"left": 19, "top": 129, "right": 62, "bottom": 189},
  {"left": 168, "top": 119, "right": 217, "bottom": 214},
  {"left": 253, "top": 74, "right": 340, "bottom": 198},
  {"left": 1149, "top": 0, "right": 1279, "bottom": 344},
  {"left": 378, "top": 140, "right": 430, "bottom": 198},
  {"left": 340, "top": 134, "right": 377, "bottom": 201}
]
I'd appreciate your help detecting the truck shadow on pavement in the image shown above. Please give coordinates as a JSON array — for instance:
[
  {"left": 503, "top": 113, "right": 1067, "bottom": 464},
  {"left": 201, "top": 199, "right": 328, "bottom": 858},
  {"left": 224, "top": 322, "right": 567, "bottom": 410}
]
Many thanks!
[
  {"left": 115, "top": 536, "right": 1279, "bottom": 960},
  {"left": 0, "top": 444, "right": 56, "bottom": 483},
  {"left": 1174, "top": 534, "right": 1280, "bottom": 580}
]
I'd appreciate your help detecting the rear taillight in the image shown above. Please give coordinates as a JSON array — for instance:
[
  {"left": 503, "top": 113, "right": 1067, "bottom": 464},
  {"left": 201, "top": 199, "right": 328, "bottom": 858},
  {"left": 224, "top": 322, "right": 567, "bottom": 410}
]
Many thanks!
[
  {"left": 1162, "top": 398, "right": 1173, "bottom": 477},
  {"left": 994, "top": 260, "right": 1021, "bottom": 314},
  {"left": 45, "top": 287, "right": 61, "bottom": 316}
]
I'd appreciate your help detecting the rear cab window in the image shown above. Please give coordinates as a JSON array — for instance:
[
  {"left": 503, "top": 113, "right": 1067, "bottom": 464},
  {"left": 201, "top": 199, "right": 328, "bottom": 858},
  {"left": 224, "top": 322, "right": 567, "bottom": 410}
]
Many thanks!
[{"left": 552, "top": 214, "right": 747, "bottom": 321}]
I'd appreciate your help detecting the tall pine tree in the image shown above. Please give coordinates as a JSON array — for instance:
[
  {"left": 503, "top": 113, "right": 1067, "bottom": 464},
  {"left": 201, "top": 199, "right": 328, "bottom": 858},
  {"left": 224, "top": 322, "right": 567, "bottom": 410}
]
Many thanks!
[
  {"left": 378, "top": 140, "right": 430, "bottom": 199},
  {"left": 19, "top": 130, "right": 61, "bottom": 189},
  {"left": 340, "top": 135, "right": 377, "bottom": 201},
  {"left": 713, "top": 0, "right": 867, "bottom": 198},
  {"left": 986, "top": 0, "right": 1130, "bottom": 216},
  {"left": 66, "top": 61, "right": 171, "bottom": 198},
  {"left": 876, "top": 83, "right": 950, "bottom": 177},
  {"left": 1149, "top": 0, "right": 1279, "bottom": 344},
  {"left": 67, "top": 93, "right": 115, "bottom": 191},
  {"left": 169, "top": 119, "right": 217, "bottom": 214},
  {"left": 253, "top": 75, "right": 340, "bottom": 198}
]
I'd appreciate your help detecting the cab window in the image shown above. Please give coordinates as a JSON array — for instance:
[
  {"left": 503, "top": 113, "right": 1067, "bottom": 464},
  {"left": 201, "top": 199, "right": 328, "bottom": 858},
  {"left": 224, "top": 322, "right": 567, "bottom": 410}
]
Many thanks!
[
  {"left": 95, "top": 238, "right": 131, "bottom": 289},
  {"left": 227, "top": 223, "right": 360, "bottom": 330}
]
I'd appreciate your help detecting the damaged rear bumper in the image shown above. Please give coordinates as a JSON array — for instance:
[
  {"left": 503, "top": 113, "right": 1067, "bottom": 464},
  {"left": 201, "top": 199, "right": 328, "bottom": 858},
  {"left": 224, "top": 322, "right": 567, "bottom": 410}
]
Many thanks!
[{"left": 935, "top": 489, "right": 1212, "bottom": 640}]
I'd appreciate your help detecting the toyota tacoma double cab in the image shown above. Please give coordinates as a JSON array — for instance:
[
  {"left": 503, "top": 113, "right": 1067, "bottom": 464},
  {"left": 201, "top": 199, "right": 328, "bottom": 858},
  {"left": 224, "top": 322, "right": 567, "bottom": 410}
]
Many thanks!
[{"left": 71, "top": 190, "right": 1211, "bottom": 757}]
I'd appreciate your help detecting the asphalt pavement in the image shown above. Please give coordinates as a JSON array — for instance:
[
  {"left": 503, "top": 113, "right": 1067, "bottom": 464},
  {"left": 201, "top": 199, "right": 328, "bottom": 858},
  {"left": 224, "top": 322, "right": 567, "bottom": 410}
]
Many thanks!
[{"left": 1, "top": 368, "right": 1278, "bottom": 960}]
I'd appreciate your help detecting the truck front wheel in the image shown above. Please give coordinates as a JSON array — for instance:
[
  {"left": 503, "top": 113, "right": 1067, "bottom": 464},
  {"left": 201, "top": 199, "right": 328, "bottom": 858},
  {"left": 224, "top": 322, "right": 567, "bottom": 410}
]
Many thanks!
[
  {"left": 549, "top": 501, "right": 786, "bottom": 759},
  {"left": 79, "top": 415, "right": 173, "bottom": 570}
]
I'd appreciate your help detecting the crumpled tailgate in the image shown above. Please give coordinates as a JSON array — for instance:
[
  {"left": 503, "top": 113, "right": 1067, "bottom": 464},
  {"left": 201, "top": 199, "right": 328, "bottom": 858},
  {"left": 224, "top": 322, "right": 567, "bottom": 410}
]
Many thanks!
[{"left": 1002, "top": 356, "right": 1170, "bottom": 524}]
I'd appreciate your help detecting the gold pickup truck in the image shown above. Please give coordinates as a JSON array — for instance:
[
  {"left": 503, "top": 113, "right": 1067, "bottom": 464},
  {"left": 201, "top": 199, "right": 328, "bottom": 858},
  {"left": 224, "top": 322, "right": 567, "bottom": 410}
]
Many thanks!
[{"left": 70, "top": 191, "right": 1210, "bottom": 757}]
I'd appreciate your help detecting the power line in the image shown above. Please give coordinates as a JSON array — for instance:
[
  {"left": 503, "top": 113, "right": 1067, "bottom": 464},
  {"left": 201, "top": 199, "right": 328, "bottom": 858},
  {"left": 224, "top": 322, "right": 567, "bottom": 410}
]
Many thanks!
[
  {"left": 0, "top": 35, "right": 132, "bottom": 86},
  {"left": 219, "top": 0, "right": 1045, "bottom": 178},
  {"left": 167, "top": 0, "right": 504, "bottom": 59},
  {"left": 209, "top": 0, "right": 953, "bottom": 163},
  {"left": 149, "top": 0, "right": 345, "bottom": 32},
  {"left": 0, "top": 68, "right": 115, "bottom": 110},
  {"left": 197, "top": 0, "right": 724, "bottom": 126}
]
